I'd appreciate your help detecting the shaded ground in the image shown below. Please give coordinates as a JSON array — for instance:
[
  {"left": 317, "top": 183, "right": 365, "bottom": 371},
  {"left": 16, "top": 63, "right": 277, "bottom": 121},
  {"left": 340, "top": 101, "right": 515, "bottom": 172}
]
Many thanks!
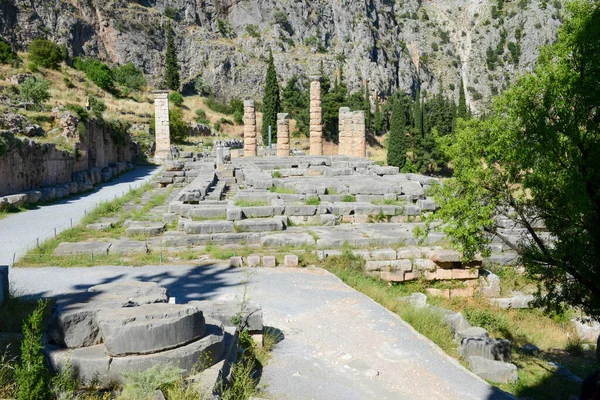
[{"left": 10, "top": 264, "right": 513, "bottom": 400}]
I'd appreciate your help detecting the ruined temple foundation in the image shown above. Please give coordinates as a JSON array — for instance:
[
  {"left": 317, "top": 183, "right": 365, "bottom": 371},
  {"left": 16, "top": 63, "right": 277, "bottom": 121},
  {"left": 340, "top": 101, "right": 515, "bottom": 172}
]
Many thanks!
[
  {"left": 277, "top": 113, "right": 290, "bottom": 157},
  {"left": 338, "top": 107, "right": 366, "bottom": 158},
  {"left": 243, "top": 100, "right": 257, "bottom": 157},
  {"left": 153, "top": 91, "right": 171, "bottom": 162},
  {"left": 309, "top": 78, "right": 323, "bottom": 156}
]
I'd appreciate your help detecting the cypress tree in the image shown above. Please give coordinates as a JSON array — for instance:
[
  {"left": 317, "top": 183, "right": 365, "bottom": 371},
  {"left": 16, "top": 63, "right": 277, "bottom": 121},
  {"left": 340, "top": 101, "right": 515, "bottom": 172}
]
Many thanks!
[
  {"left": 165, "top": 23, "right": 180, "bottom": 90},
  {"left": 261, "top": 49, "right": 280, "bottom": 144},
  {"left": 387, "top": 100, "right": 407, "bottom": 168},
  {"left": 373, "top": 93, "right": 382, "bottom": 135},
  {"left": 413, "top": 88, "right": 423, "bottom": 135},
  {"left": 363, "top": 81, "right": 371, "bottom": 130},
  {"left": 457, "top": 78, "right": 468, "bottom": 119}
]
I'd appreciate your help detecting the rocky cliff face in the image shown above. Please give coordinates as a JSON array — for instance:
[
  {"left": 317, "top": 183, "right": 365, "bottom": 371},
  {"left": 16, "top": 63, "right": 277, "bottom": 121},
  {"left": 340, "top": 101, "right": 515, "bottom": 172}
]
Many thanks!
[{"left": 0, "top": 0, "right": 564, "bottom": 113}]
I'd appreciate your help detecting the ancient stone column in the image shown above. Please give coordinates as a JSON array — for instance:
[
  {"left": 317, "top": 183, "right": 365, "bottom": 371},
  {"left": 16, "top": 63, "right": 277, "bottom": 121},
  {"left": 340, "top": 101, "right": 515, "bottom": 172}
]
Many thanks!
[
  {"left": 243, "top": 100, "right": 257, "bottom": 157},
  {"left": 216, "top": 142, "right": 224, "bottom": 166},
  {"left": 277, "top": 113, "right": 290, "bottom": 157},
  {"left": 338, "top": 108, "right": 367, "bottom": 158},
  {"left": 153, "top": 90, "right": 171, "bottom": 162},
  {"left": 309, "top": 77, "right": 323, "bottom": 156}
]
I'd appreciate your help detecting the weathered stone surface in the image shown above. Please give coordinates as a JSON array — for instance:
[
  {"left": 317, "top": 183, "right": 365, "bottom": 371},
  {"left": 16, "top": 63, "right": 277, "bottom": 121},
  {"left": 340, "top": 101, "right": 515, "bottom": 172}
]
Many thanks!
[
  {"left": 490, "top": 294, "right": 534, "bottom": 309},
  {"left": 109, "top": 240, "right": 148, "bottom": 255},
  {"left": 234, "top": 218, "right": 283, "bottom": 232},
  {"left": 427, "top": 249, "right": 461, "bottom": 264},
  {"left": 125, "top": 222, "right": 166, "bottom": 237},
  {"left": 49, "top": 281, "right": 168, "bottom": 348},
  {"left": 571, "top": 317, "right": 600, "bottom": 342},
  {"left": 468, "top": 356, "right": 518, "bottom": 384},
  {"left": 242, "top": 206, "right": 275, "bottom": 218},
  {"left": 459, "top": 337, "right": 512, "bottom": 363},
  {"left": 184, "top": 220, "right": 234, "bottom": 234},
  {"left": 285, "top": 204, "right": 317, "bottom": 216},
  {"left": 413, "top": 258, "right": 437, "bottom": 271},
  {"left": 398, "top": 293, "right": 427, "bottom": 309},
  {"left": 0, "top": 265, "right": 8, "bottom": 306},
  {"left": 229, "top": 256, "right": 243, "bottom": 268},
  {"left": 367, "top": 248, "right": 397, "bottom": 261},
  {"left": 396, "top": 246, "right": 423, "bottom": 259},
  {"left": 86, "top": 222, "right": 114, "bottom": 231},
  {"left": 443, "top": 312, "right": 472, "bottom": 333},
  {"left": 187, "top": 206, "right": 227, "bottom": 219},
  {"left": 97, "top": 304, "right": 206, "bottom": 356},
  {"left": 262, "top": 256, "right": 276, "bottom": 267},
  {"left": 284, "top": 255, "right": 299, "bottom": 268},
  {"left": 246, "top": 255, "right": 261, "bottom": 267},
  {"left": 53, "top": 241, "right": 111, "bottom": 256},
  {"left": 364, "top": 259, "right": 412, "bottom": 272},
  {"left": 480, "top": 270, "right": 501, "bottom": 297},
  {"left": 188, "top": 300, "right": 263, "bottom": 333},
  {"left": 522, "top": 343, "right": 540, "bottom": 356},
  {"left": 455, "top": 327, "right": 489, "bottom": 340},
  {"left": 227, "top": 207, "right": 243, "bottom": 221}
]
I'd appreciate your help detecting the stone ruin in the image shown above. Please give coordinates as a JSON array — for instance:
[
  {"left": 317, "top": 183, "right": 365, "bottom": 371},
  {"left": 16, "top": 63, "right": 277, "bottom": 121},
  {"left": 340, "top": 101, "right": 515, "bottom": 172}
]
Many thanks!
[
  {"left": 153, "top": 90, "right": 171, "bottom": 163},
  {"left": 45, "top": 280, "right": 263, "bottom": 393},
  {"left": 338, "top": 108, "right": 366, "bottom": 158},
  {"left": 309, "top": 78, "right": 323, "bottom": 156}
]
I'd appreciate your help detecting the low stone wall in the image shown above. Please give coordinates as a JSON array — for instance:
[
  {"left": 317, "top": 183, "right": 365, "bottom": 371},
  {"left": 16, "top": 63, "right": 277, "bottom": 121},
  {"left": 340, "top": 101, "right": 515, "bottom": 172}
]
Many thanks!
[{"left": 0, "top": 119, "right": 136, "bottom": 199}]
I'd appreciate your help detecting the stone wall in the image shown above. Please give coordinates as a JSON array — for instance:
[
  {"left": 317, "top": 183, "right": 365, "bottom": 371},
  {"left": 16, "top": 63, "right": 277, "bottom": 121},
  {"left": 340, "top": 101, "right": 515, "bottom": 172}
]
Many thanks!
[
  {"left": 338, "top": 108, "right": 366, "bottom": 158},
  {"left": 0, "top": 119, "right": 134, "bottom": 197}
]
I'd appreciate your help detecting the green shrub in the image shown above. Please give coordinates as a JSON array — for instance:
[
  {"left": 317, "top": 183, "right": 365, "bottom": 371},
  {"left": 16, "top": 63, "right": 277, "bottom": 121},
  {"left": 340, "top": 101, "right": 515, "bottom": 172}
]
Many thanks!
[
  {"left": 15, "top": 300, "right": 50, "bottom": 400},
  {"left": 233, "top": 109, "right": 243, "bottom": 125},
  {"left": 195, "top": 108, "right": 206, "bottom": 119},
  {"left": 119, "top": 363, "right": 184, "bottom": 400},
  {"left": 65, "top": 104, "right": 89, "bottom": 122},
  {"left": 89, "top": 96, "right": 106, "bottom": 119},
  {"left": 214, "top": 121, "right": 222, "bottom": 132},
  {"left": 73, "top": 57, "right": 114, "bottom": 91},
  {"left": 305, "top": 196, "right": 321, "bottom": 205},
  {"left": 462, "top": 307, "right": 510, "bottom": 334},
  {"left": 19, "top": 78, "right": 51, "bottom": 110},
  {"left": 113, "top": 62, "right": 146, "bottom": 90},
  {"left": 246, "top": 24, "right": 261, "bottom": 38},
  {"left": 0, "top": 39, "right": 17, "bottom": 64},
  {"left": 341, "top": 194, "right": 356, "bottom": 202},
  {"left": 323, "top": 251, "right": 365, "bottom": 272},
  {"left": 272, "top": 171, "right": 281, "bottom": 178},
  {"left": 219, "top": 117, "right": 233, "bottom": 125},
  {"left": 168, "top": 91, "right": 184, "bottom": 107},
  {"left": 164, "top": 6, "right": 178, "bottom": 20},
  {"left": 28, "top": 39, "right": 65, "bottom": 69},
  {"left": 194, "top": 76, "right": 212, "bottom": 96},
  {"left": 205, "top": 97, "right": 243, "bottom": 115}
]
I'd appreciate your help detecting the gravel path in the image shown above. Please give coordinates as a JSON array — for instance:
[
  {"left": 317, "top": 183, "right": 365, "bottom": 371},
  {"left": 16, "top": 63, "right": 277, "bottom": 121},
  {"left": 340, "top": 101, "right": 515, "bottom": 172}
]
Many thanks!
[
  {"left": 0, "top": 165, "right": 161, "bottom": 266},
  {"left": 10, "top": 264, "right": 514, "bottom": 400}
]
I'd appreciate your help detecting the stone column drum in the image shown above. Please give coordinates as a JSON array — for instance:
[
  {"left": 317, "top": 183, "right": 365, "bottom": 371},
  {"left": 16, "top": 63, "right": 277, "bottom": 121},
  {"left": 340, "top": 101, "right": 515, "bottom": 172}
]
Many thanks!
[
  {"left": 243, "top": 100, "right": 257, "bottom": 157},
  {"left": 352, "top": 110, "right": 366, "bottom": 157},
  {"left": 277, "top": 113, "right": 290, "bottom": 157},
  {"left": 309, "top": 78, "right": 323, "bottom": 156},
  {"left": 338, "top": 107, "right": 351, "bottom": 156},
  {"left": 153, "top": 90, "right": 171, "bottom": 162},
  {"left": 338, "top": 108, "right": 366, "bottom": 158}
]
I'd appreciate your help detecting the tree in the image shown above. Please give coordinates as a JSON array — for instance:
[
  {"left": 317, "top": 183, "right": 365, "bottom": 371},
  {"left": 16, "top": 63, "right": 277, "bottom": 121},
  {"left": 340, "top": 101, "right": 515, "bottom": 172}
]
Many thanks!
[
  {"left": 373, "top": 93, "right": 382, "bottom": 135},
  {"left": 457, "top": 78, "right": 468, "bottom": 119},
  {"left": 424, "top": 0, "right": 600, "bottom": 317},
  {"left": 74, "top": 57, "right": 114, "bottom": 91},
  {"left": 386, "top": 99, "right": 408, "bottom": 168},
  {"left": 0, "top": 38, "right": 17, "bottom": 64},
  {"left": 413, "top": 88, "right": 423, "bottom": 135},
  {"left": 165, "top": 23, "right": 180, "bottom": 90},
  {"left": 28, "top": 39, "right": 65, "bottom": 69},
  {"left": 261, "top": 49, "right": 280, "bottom": 144},
  {"left": 281, "top": 75, "right": 309, "bottom": 136},
  {"left": 363, "top": 81, "right": 371, "bottom": 131},
  {"left": 19, "top": 78, "right": 51, "bottom": 110},
  {"left": 15, "top": 301, "right": 50, "bottom": 400},
  {"left": 113, "top": 62, "right": 147, "bottom": 91}
]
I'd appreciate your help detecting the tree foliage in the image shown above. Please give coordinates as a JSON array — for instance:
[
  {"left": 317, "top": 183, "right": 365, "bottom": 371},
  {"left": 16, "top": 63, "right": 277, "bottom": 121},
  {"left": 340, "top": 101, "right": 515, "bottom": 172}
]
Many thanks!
[
  {"left": 457, "top": 78, "right": 468, "bottom": 119},
  {"left": 0, "top": 38, "right": 17, "bottom": 64},
  {"left": 28, "top": 39, "right": 65, "bottom": 70},
  {"left": 261, "top": 49, "right": 280, "bottom": 144},
  {"left": 74, "top": 57, "right": 114, "bottom": 91},
  {"left": 281, "top": 75, "right": 309, "bottom": 136},
  {"left": 424, "top": 0, "right": 600, "bottom": 317},
  {"left": 165, "top": 24, "right": 180, "bottom": 90},
  {"left": 113, "top": 62, "right": 146, "bottom": 91},
  {"left": 387, "top": 99, "right": 408, "bottom": 169},
  {"left": 19, "top": 78, "right": 51, "bottom": 110}
]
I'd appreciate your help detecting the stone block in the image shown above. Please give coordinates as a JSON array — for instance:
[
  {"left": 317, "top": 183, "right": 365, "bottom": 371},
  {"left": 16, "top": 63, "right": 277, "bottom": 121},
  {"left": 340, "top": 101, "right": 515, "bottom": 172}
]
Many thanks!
[
  {"left": 229, "top": 256, "right": 243, "bottom": 268},
  {"left": 425, "top": 268, "right": 453, "bottom": 281},
  {"left": 246, "top": 255, "right": 261, "bottom": 267},
  {"left": 0, "top": 265, "right": 8, "bottom": 306},
  {"left": 262, "top": 256, "right": 276, "bottom": 267},
  {"left": 443, "top": 312, "right": 472, "bottom": 333},
  {"left": 109, "top": 240, "right": 148, "bottom": 255},
  {"left": 459, "top": 337, "right": 512, "bottom": 363},
  {"left": 97, "top": 304, "right": 205, "bottom": 356},
  {"left": 427, "top": 249, "right": 462, "bottom": 264},
  {"left": 414, "top": 258, "right": 437, "bottom": 271},
  {"left": 187, "top": 207, "right": 227, "bottom": 219},
  {"left": 188, "top": 300, "right": 263, "bottom": 333},
  {"left": 450, "top": 287, "right": 476, "bottom": 297},
  {"left": 426, "top": 288, "right": 450, "bottom": 298},
  {"left": 163, "top": 213, "right": 178, "bottom": 224},
  {"left": 396, "top": 246, "right": 423, "bottom": 259},
  {"left": 125, "top": 222, "right": 166, "bottom": 237},
  {"left": 242, "top": 206, "right": 275, "bottom": 218},
  {"left": 468, "top": 356, "right": 518, "bottom": 384},
  {"left": 184, "top": 220, "right": 234, "bottom": 234},
  {"left": 368, "top": 248, "right": 397, "bottom": 261},
  {"left": 284, "top": 255, "right": 299, "bottom": 267},
  {"left": 417, "top": 199, "right": 438, "bottom": 211},
  {"left": 234, "top": 218, "right": 283, "bottom": 232},
  {"left": 490, "top": 294, "right": 534, "bottom": 309},
  {"left": 480, "top": 270, "right": 501, "bottom": 297},
  {"left": 404, "top": 271, "right": 420, "bottom": 281},
  {"left": 398, "top": 293, "right": 428, "bottom": 308},
  {"left": 86, "top": 222, "right": 114, "bottom": 231},
  {"left": 451, "top": 269, "right": 479, "bottom": 280},
  {"left": 285, "top": 204, "right": 317, "bottom": 216},
  {"left": 227, "top": 207, "right": 243, "bottom": 221},
  {"left": 455, "top": 327, "right": 489, "bottom": 340},
  {"left": 378, "top": 271, "right": 405, "bottom": 282},
  {"left": 364, "top": 260, "right": 412, "bottom": 272},
  {"left": 54, "top": 242, "right": 111, "bottom": 256}
]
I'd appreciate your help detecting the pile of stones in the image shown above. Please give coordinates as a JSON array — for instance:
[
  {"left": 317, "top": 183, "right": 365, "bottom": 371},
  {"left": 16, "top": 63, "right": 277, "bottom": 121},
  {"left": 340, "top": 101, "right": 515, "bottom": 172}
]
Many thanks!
[{"left": 45, "top": 280, "right": 263, "bottom": 392}]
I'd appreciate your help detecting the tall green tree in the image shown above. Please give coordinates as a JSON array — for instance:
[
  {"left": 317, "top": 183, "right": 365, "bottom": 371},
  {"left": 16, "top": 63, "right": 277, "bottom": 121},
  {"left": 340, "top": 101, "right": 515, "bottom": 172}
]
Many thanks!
[
  {"left": 363, "top": 81, "right": 371, "bottom": 131},
  {"left": 281, "top": 75, "right": 309, "bottom": 136},
  {"left": 261, "top": 49, "right": 280, "bottom": 144},
  {"left": 322, "top": 66, "right": 348, "bottom": 141},
  {"left": 387, "top": 99, "right": 408, "bottom": 168},
  {"left": 413, "top": 88, "right": 423, "bottom": 135},
  {"left": 373, "top": 93, "right": 382, "bottom": 135},
  {"left": 457, "top": 78, "right": 468, "bottom": 119},
  {"left": 423, "top": 0, "right": 600, "bottom": 317},
  {"left": 165, "top": 23, "right": 180, "bottom": 90}
]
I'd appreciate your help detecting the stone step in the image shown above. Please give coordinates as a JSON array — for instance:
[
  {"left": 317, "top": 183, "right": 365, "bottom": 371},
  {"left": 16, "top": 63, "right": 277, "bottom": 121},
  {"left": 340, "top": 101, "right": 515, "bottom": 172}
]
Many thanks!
[{"left": 234, "top": 218, "right": 285, "bottom": 232}]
